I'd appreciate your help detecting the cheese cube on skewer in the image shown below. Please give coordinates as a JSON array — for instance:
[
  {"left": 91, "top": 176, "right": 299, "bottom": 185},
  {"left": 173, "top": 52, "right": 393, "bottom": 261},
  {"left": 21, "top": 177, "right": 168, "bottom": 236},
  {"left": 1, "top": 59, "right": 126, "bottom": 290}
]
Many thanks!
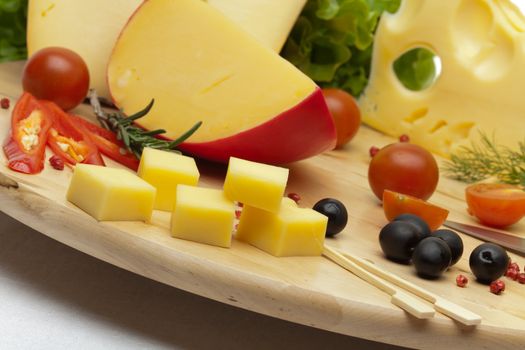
[{"left": 237, "top": 198, "right": 327, "bottom": 257}]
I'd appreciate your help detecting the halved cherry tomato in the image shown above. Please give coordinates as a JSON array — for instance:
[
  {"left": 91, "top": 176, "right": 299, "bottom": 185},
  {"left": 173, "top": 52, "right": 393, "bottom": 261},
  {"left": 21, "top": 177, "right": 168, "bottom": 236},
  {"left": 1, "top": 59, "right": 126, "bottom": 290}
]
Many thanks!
[
  {"left": 465, "top": 183, "right": 525, "bottom": 228},
  {"left": 70, "top": 115, "right": 139, "bottom": 170},
  {"left": 383, "top": 190, "right": 449, "bottom": 230},
  {"left": 322, "top": 88, "right": 361, "bottom": 148},
  {"left": 3, "top": 92, "right": 53, "bottom": 174},
  {"left": 41, "top": 101, "right": 105, "bottom": 166}
]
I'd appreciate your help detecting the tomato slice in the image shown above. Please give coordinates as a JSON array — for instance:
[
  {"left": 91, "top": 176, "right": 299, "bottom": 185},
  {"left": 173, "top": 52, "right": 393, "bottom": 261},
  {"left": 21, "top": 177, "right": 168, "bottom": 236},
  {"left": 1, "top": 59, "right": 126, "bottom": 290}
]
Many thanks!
[
  {"left": 3, "top": 92, "right": 53, "bottom": 174},
  {"left": 465, "top": 183, "right": 525, "bottom": 228},
  {"left": 383, "top": 190, "right": 449, "bottom": 230},
  {"left": 42, "top": 101, "right": 105, "bottom": 166},
  {"left": 70, "top": 115, "right": 139, "bottom": 170}
]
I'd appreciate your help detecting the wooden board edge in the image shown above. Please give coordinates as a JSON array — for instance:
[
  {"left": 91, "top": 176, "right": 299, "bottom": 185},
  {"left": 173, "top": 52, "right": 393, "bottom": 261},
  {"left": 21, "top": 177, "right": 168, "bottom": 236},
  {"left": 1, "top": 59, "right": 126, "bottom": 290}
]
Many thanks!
[{"left": 1, "top": 177, "right": 524, "bottom": 349}]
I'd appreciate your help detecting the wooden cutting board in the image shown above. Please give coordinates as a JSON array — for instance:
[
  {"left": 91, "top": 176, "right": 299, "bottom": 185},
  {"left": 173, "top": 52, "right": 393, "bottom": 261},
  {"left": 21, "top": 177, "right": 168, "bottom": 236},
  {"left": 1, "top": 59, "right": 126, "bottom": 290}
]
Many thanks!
[{"left": 1, "top": 61, "right": 524, "bottom": 349}]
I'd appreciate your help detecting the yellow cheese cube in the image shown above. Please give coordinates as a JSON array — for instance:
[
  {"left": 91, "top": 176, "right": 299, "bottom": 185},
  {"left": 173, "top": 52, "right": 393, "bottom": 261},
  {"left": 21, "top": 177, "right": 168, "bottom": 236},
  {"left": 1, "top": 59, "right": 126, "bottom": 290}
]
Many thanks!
[
  {"left": 66, "top": 164, "right": 156, "bottom": 222},
  {"left": 171, "top": 185, "right": 235, "bottom": 248},
  {"left": 223, "top": 157, "right": 289, "bottom": 213},
  {"left": 236, "top": 199, "right": 327, "bottom": 257},
  {"left": 138, "top": 147, "right": 200, "bottom": 211}
]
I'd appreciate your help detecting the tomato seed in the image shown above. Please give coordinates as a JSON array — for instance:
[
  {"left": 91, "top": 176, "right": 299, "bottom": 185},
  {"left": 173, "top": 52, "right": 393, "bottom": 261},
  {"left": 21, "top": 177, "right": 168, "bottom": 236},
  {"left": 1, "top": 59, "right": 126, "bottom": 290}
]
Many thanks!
[
  {"left": 49, "top": 155, "right": 65, "bottom": 170},
  {"left": 0, "top": 97, "right": 10, "bottom": 109}
]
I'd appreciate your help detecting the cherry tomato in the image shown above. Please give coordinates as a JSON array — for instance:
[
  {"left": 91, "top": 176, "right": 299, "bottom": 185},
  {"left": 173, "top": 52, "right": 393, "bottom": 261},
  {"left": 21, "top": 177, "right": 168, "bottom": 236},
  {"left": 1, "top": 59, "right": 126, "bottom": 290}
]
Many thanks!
[
  {"left": 382, "top": 190, "right": 449, "bottom": 231},
  {"left": 22, "top": 47, "right": 90, "bottom": 111},
  {"left": 322, "top": 88, "right": 361, "bottom": 148},
  {"left": 368, "top": 143, "right": 439, "bottom": 200},
  {"left": 465, "top": 183, "right": 525, "bottom": 228}
]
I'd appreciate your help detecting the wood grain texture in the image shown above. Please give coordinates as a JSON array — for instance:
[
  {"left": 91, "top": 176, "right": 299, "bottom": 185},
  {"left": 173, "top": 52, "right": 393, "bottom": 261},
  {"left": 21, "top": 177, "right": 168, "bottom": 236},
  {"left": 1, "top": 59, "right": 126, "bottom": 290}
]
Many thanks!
[{"left": 0, "top": 61, "right": 524, "bottom": 349}]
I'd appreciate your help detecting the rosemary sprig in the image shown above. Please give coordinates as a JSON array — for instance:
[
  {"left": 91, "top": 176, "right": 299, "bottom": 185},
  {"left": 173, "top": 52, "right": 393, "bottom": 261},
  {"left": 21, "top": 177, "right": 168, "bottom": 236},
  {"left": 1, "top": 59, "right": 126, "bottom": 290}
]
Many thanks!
[
  {"left": 89, "top": 90, "right": 202, "bottom": 159},
  {"left": 443, "top": 133, "right": 525, "bottom": 186}
]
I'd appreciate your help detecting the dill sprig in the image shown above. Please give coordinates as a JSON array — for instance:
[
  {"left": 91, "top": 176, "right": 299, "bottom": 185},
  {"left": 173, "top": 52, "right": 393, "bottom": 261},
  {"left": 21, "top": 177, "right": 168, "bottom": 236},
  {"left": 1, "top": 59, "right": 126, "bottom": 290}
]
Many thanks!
[
  {"left": 443, "top": 133, "right": 525, "bottom": 186},
  {"left": 89, "top": 90, "right": 202, "bottom": 159}
]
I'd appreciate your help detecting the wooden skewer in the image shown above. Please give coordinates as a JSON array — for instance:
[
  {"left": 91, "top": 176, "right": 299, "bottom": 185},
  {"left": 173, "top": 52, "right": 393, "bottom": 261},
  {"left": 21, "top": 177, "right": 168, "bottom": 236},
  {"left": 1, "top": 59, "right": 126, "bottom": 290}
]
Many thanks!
[
  {"left": 322, "top": 246, "right": 435, "bottom": 320},
  {"left": 339, "top": 250, "right": 482, "bottom": 326}
]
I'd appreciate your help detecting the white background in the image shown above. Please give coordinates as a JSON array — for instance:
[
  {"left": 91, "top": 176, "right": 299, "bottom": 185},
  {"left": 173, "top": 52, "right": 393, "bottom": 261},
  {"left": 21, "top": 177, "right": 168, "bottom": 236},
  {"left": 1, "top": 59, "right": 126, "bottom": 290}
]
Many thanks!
[{"left": 3, "top": 1, "right": 525, "bottom": 348}]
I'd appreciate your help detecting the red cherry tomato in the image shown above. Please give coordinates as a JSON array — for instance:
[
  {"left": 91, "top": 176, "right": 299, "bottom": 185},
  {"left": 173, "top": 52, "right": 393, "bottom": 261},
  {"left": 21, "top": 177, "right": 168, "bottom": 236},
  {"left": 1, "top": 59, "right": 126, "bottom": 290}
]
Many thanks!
[
  {"left": 322, "top": 88, "right": 361, "bottom": 148},
  {"left": 22, "top": 47, "right": 90, "bottom": 111},
  {"left": 465, "top": 183, "right": 525, "bottom": 228},
  {"left": 382, "top": 190, "right": 449, "bottom": 230},
  {"left": 368, "top": 143, "right": 439, "bottom": 201}
]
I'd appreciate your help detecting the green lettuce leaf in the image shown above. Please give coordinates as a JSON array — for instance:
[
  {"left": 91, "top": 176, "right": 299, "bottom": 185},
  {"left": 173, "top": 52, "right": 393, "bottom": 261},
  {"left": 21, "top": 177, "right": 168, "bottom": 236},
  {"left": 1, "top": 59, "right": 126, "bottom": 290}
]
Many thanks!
[
  {"left": 0, "top": 0, "right": 28, "bottom": 63},
  {"left": 282, "top": 0, "right": 401, "bottom": 97}
]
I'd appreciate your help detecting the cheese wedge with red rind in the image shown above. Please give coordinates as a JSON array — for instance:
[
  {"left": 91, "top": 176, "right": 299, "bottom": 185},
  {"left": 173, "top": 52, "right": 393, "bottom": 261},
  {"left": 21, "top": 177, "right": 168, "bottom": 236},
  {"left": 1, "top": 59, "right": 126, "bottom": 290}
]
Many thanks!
[
  {"left": 27, "top": 0, "right": 142, "bottom": 99},
  {"left": 27, "top": 0, "right": 306, "bottom": 99},
  {"left": 107, "top": 0, "right": 336, "bottom": 164}
]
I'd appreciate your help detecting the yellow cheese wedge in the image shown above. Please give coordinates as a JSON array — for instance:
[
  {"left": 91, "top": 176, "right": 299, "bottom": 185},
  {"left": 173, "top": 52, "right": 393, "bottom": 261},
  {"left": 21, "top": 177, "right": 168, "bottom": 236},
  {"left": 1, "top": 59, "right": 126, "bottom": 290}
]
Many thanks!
[
  {"left": 360, "top": 0, "right": 525, "bottom": 157},
  {"left": 27, "top": 0, "right": 302, "bottom": 99},
  {"left": 206, "top": 0, "right": 306, "bottom": 52},
  {"left": 27, "top": 0, "right": 142, "bottom": 99},
  {"left": 236, "top": 198, "right": 327, "bottom": 257},
  {"left": 66, "top": 164, "right": 156, "bottom": 222},
  {"left": 223, "top": 157, "right": 289, "bottom": 213},
  {"left": 137, "top": 148, "right": 200, "bottom": 212},
  {"left": 107, "top": 0, "right": 323, "bottom": 144},
  {"left": 171, "top": 185, "right": 235, "bottom": 248}
]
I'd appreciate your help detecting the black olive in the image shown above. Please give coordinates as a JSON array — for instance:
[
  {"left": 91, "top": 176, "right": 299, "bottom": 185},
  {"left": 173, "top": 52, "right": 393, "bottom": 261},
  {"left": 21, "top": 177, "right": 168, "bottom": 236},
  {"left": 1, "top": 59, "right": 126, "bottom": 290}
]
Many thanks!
[
  {"left": 432, "top": 229, "right": 464, "bottom": 266},
  {"left": 313, "top": 198, "right": 348, "bottom": 237},
  {"left": 412, "top": 237, "right": 452, "bottom": 279},
  {"left": 379, "top": 221, "right": 422, "bottom": 263},
  {"left": 392, "top": 213, "right": 431, "bottom": 239},
  {"left": 469, "top": 243, "right": 509, "bottom": 284}
]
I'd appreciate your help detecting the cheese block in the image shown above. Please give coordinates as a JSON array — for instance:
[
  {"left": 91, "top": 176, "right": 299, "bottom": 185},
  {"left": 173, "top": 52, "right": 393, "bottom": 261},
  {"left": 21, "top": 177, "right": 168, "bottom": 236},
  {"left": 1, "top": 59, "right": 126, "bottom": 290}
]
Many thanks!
[
  {"left": 107, "top": 0, "right": 336, "bottom": 164},
  {"left": 27, "top": 0, "right": 304, "bottom": 100},
  {"left": 27, "top": 0, "right": 142, "bottom": 99},
  {"left": 171, "top": 185, "right": 235, "bottom": 248},
  {"left": 66, "top": 164, "right": 156, "bottom": 222},
  {"left": 359, "top": 0, "right": 525, "bottom": 157},
  {"left": 223, "top": 157, "right": 289, "bottom": 213},
  {"left": 236, "top": 198, "right": 327, "bottom": 257},
  {"left": 137, "top": 148, "right": 200, "bottom": 212},
  {"left": 206, "top": 0, "right": 306, "bottom": 52}
]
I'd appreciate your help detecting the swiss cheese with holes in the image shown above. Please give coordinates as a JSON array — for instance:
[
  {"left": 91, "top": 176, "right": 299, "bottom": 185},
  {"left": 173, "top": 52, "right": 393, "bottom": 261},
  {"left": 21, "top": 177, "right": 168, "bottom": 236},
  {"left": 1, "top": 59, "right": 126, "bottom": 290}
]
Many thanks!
[{"left": 360, "top": 0, "right": 525, "bottom": 157}]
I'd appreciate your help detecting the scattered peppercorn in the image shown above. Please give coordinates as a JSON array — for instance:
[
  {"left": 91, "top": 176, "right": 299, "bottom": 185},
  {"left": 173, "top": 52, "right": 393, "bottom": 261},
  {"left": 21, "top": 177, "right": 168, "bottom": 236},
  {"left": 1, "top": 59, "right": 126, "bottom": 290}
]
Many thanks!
[
  {"left": 518, "top": 273, "right": 525, "bottom": 284},
  {"left": 399, "top": 134, "right": 410, "bottom": 142},
  {"left": 0, "top": 97, "right": 10, "bottom": 109},
  {"left": 506, "top": 268, "right": 519, "bottom": 280},
  {"left": 508, "top": 262, "right": 520, "bottom": 273},
  {"left": 490, "top": 280, "right": 505, "bottom": 294},
  {"left": 369, "top": 146, "right": 380, "bottom": 157},
  {"left": 287, "top": 192, "right": 301, "bottom": 204},
  {"left": 49, "top": 155, "right": 65, "bottom": 170},
  {"left": 456, "top": 274, "right": 468, "bottom": 288}
]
